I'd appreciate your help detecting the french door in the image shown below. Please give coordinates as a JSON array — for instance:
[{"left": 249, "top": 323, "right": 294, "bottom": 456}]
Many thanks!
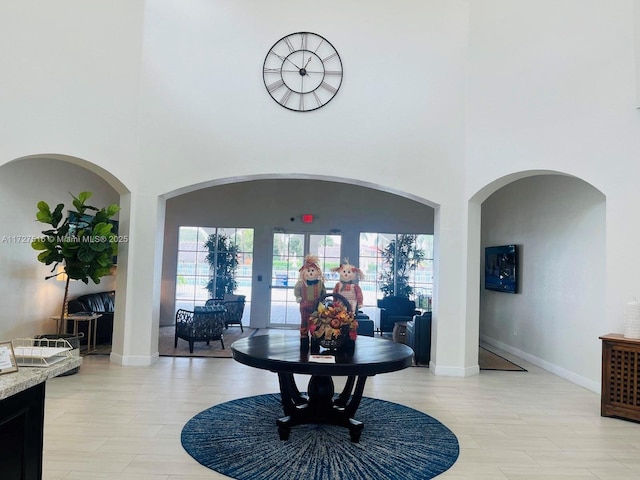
[{"left": 269, "top": 232, "right": 341, "bottom": 328}]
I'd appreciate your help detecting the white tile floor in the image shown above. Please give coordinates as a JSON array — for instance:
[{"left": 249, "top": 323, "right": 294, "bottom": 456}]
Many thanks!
[{"left": 42, "top": 339, "right": 640, "bottom": 480}]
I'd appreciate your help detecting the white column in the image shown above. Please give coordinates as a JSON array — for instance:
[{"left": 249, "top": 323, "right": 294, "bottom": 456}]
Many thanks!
[
  {"left": 430, "top": 200, "right": 480, "bottom": 377},
  {"left": 111, "top": 192, "right": 165, "bottom": 366}
]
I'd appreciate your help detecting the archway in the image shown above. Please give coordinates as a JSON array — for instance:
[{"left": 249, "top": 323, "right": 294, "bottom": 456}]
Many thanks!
[
  {"left": 0, "top": 154, "right": 130, "bottom": 355},
  {"left": 468, "top": 171, "right": 606, "bottom": 389},
  {"left": 160, "top": 175, "right": 439, "bottom": 352}
]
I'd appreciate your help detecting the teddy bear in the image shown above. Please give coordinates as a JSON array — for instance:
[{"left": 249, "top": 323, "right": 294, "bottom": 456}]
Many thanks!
[
  {"left": 294, "top": 254, "right": 326, "bottom": 348},
  {"left": 332, "top": 259, "right": 364, "bottom": 314}
]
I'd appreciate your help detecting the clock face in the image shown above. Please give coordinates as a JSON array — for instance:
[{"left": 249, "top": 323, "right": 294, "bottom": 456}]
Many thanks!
[{"left": 263, "top": 32, "right": 343, "bottom": 112}]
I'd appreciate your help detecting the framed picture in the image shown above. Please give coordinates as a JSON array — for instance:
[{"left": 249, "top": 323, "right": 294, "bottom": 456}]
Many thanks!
[
  {"left": 67, "top": 211, "right": 93, "bottom": 237},
  {"left": 485, "top": 244, "right": 519, "bottom": 294},
  {"left": 0, "top": 341, "right": 18, "bottom": 375}
]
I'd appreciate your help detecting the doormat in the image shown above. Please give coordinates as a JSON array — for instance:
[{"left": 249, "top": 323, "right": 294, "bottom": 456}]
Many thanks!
[{"left": 479, "top": 346, "right": 527, "bottom": 371}]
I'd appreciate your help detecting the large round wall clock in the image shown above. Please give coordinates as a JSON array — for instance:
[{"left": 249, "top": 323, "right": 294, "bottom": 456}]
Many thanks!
[{"left": 263, "top": 32, "right": 343, "bottom": 112}]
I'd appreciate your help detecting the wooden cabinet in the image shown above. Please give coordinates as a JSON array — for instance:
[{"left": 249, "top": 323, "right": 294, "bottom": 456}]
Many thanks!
[
  {"left": 600, "top": 334, "right": 640, "bottom": 422},
  {"left": 0, "top": 383, "right": 45, "bottom": 480},
  {"left": 0, "top": 357, "right": 81, "bottom": 480}
]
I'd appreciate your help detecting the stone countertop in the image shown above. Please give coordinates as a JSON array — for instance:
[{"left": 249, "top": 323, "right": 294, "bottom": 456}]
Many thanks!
[{"left": 0, "top": 356, "right": 82, "bottom": 401}]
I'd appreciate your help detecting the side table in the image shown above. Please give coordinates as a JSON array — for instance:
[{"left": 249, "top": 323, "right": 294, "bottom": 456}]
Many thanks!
[
  {"left": 231, "top": 335, "right": 414, "bottom": 442},
  {"left": 600, "top": 333, "right": 640, "bottom": 422},
  {"left": 50, "top": 313, "right": 102, "bottom": 354}
]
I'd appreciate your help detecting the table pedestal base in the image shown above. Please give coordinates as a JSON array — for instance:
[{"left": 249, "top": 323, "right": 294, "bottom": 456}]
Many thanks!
[{"left": 276, "top": 373, "right": 367, "bottom": 442}]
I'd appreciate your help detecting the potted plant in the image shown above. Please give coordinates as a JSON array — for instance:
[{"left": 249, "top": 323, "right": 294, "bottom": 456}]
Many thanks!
[
  {"left": 378, "top": 234, "right": 426, "bottom": 298},
  {"left": 204, "top": 233, "right": 239, "bottom": 299},
  {"left": 31, "top": 191, "right": 120, "bottom": 336}
]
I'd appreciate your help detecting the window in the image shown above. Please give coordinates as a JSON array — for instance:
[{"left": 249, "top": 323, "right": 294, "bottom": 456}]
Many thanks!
[
  {"left": 359, "top": 233, "right": 433, "bottom": 310},
  {"left": 176, "top": 226, "right": 253, "bottom": 315}
]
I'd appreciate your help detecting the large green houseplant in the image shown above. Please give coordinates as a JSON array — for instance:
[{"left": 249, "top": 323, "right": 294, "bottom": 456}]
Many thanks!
[
  {"left": 378, "top": 234, "right": 426, "bottom": 299},
  {"left": 31, "top": 191, "right": 120, "bottom": 334},
  {"left": 204, "top": 233, "right": 239, "bottom": 299}
]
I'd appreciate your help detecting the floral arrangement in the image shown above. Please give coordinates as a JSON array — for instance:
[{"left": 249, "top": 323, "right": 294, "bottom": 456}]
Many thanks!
[{"left": 309, "top": 299, "right": 358, "bottom": 343}]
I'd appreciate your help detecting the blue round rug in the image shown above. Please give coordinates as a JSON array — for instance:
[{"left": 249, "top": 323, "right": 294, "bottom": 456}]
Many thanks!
[{"left": 181, "top": 393, "right": 459, "bottom": 480}]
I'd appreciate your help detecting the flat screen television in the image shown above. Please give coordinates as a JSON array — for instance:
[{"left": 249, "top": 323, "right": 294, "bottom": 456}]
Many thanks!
[{"left": 484, "top": 244, "right": 518, "bottom": 293}]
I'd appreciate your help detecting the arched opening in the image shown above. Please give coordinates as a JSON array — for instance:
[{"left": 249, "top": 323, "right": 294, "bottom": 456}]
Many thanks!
[
  {"left": 160, "top": 176, "right": 438, "bottom": 355},
  {"left": 470, "top": 171, "right": 606, "bottom": 389},
  {"left": 0, "top": 154, "right": 129, "bottom": 354}
]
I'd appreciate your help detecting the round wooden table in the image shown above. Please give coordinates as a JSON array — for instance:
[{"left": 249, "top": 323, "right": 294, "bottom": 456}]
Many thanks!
[{"left": 231, "top": 334, "right": 414, "bottom": 442}]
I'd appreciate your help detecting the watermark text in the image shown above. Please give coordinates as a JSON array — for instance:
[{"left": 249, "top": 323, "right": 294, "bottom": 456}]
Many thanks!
[{"left": 1, "top": 235, "right": 129, "bottom": 244}]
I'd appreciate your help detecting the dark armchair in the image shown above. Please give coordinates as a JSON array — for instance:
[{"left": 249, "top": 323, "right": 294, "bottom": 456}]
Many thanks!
[
  {"left": 174, "top": 306, "right": 225, "bottom": 353},
  {"left": 206, "top": 294, "right": 246, "bottom": 332},
  {"left": 377, "top": 296, "right": 421, "bottom": 334}
]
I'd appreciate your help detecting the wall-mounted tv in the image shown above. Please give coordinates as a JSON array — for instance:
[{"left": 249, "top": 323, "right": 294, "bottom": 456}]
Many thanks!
[{"left": 484, "top": 244, "right": 518, "bottom": 293}]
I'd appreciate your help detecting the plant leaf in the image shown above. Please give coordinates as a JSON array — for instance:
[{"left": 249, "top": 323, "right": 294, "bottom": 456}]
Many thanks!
[
  {"left": 77, "top": 244, "right": 96, "bottom": 263},
  {"left": 36, "top": 201, "right": 52, "bottom": 224},
  {"left": 105, "top": 204, "right": 121, "bottom": 217},
  {"left": 77, "top": 191, "right": 92, "bottom": 204},
  {"left": 51, "top": 203, "right": 64, "bottom": 228},
  {"left": 31, "top": 238, "right": 48, "bottom": 251}
]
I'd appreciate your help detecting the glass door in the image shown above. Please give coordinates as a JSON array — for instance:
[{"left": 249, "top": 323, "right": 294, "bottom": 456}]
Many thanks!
[{"left": 269, "top": 233, "right": 342, "bottom": 328}]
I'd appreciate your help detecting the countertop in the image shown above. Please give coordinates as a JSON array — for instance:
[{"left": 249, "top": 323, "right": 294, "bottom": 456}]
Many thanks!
[{"left": 0, "top": 356, "right": 82, "bottom": 401}]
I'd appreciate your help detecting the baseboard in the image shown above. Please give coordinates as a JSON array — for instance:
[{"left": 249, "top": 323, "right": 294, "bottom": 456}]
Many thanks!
[
  {"left": 430, "top": 361, "right": 480, "bottom": 377},
  {"left": 109, "top": 351, "right": 160, "bottom": 366},
  {"left": 479, "top": 334, "right": 601, "bottom": 394}
]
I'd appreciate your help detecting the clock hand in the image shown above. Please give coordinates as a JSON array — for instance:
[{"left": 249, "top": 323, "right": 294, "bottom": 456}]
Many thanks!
[
  {"left": 284, "top": 57, "right": 302, "bottom": 70},
  {"left": 270, "top": 50, "right": 302, "bottom": 69},
  {"left": 297, "top": 57, "right": 313, "bottom": 78},
  {"left": 304, "top": 56, "right": 313, "bottom": 69}
]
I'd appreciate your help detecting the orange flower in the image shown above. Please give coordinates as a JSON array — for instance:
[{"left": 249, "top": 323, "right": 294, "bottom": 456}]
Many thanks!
[{"left": 309, "top": 300, "right": 358, "bottom": 340}]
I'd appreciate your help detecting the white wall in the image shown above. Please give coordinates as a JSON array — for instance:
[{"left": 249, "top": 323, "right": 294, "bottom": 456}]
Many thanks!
[
  {"left": 0, "top": 1, "right": 144, "bottom": 176},
  {"left": 137, "top": 0, "right": 468, "bottom": 200},
  {"left": 466, "top": 1, "right": 639, "bottom": 330},
  {"left": 480, "top": 175, "right": 605, "bottom": 389},
  {"left": 0, "top": 158, "right": 119, "bottom": 341}
]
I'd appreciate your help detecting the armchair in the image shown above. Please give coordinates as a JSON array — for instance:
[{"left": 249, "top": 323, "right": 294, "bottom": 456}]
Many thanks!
[
  {"left": 206, "top": 294, "right": 246, "bottom": 332},
  {"left": 377, "top": 296, "right": 421, "bottom": 334},
  {"left": 174, "top": 306, "right": 225, "bottom": 353}
]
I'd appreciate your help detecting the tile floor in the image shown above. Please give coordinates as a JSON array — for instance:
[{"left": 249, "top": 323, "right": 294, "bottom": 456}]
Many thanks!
[{"left": 42, "top": 335, "right": 640, "bottom": 480}]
